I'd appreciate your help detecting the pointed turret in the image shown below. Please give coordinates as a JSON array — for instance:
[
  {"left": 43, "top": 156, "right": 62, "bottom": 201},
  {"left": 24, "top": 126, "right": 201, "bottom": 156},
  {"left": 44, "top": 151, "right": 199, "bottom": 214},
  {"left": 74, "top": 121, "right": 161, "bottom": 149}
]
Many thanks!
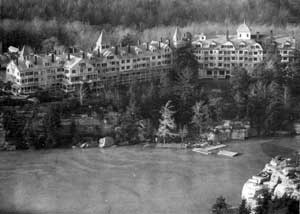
[
  {"left": 173, "top": 27, "right": 182, "bottom": 47},
  {"left": 19, "top": 45, "right": 33, "bottom": 61},
  {"left": 94, "top": 30, "right": 110, "bottom": 52}
]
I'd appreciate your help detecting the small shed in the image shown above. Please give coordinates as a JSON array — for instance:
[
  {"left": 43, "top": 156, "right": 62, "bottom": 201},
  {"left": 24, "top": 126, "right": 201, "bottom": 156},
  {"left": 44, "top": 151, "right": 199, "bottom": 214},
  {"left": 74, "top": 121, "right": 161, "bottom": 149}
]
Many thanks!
[{"left": 99, "top": 136, "right": 115, "bottom": 148}]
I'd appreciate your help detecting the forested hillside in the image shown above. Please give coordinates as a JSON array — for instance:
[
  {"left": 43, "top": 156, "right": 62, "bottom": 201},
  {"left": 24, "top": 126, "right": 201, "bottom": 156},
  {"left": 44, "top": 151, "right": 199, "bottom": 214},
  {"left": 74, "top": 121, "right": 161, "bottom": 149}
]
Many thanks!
[
  {"left": 1, "top": 0, "right": 300, "bottom": 26},
  {"left": 1, "top": 0, "right": 300, "bottom": 51}
]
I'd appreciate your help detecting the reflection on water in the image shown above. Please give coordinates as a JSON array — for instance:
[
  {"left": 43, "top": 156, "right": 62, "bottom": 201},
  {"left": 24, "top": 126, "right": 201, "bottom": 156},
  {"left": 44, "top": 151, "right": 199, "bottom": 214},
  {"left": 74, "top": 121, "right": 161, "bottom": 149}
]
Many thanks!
[{"left": 0, "top": 137, "right": 299, "bottom": 214}]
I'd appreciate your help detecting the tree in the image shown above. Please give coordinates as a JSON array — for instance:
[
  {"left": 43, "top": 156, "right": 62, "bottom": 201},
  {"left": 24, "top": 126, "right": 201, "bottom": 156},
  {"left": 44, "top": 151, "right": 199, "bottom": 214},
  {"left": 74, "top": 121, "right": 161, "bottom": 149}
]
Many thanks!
[
  {"left": 22, "top": 120, "right": 38, "bottom": 149},
  {"left": 231, "top": 67, "right": 252, "bottom": 119},
  {"left": 255, "top": 191, "right": 271, "bottom": 214},
  {"left": 173, "top": 67, "right": 194, "bottom": 105},
  {"left": 211, "top": 196, "right": 228, "bottom": 214},
  {"left": 178, "top": 125, "right": 188, "bottom": 144},
  {"left": 79, "top": 81, "right": 91, "bottom": 105},
  {"left": 41, "top": 36, "right": 60, "bottom": 53},
  {"left": 120, "top": 33, "right": 137, "bottom": 47},
  {"left": 118, "top": 97, "right": 141, "bottom": 144},
  {"left": 238, "top": 200, "right": 251, "bottom": 214},
  {"left": 156, "top": 100, "right": 176, "bottom": 144},
  {"left": 173, "top": 46, "right": 198, "bottom": 83},
  {"left": 191, "top": 101, "right": 211, "bottom": 135},
  {"left": 42, "top": 104, "right": 61, "bottom": 148},
  {"left": 70, "top": 119, "right": 80, "bottom": 145}
]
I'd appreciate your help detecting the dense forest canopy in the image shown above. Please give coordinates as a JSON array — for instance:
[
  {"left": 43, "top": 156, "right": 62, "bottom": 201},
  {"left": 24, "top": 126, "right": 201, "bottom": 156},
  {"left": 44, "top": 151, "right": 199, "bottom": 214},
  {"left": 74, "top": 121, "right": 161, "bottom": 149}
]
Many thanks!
[
  {"left": 1, "top": 0, "right": 300, "bottom": 27},
  {"left": 1, "top": 0, "right": 300, "bottom": 51}
]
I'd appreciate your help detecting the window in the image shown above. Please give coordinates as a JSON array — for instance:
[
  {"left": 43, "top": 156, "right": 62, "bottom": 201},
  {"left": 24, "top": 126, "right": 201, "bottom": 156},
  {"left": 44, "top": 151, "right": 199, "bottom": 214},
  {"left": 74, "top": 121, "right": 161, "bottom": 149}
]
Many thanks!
[
  {"left": 207, "top": 70, "right": 212, "bottom": 75},
  {"left": 72, "top": 70, "right": 76, "bottom": 73}
]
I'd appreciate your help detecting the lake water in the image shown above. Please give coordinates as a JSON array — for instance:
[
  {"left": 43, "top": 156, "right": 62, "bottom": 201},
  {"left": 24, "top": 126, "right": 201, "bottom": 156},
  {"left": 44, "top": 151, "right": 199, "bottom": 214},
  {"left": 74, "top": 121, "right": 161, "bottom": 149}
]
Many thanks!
[{"left": 0, "top": 137, "right": 299, "bottom": 214}]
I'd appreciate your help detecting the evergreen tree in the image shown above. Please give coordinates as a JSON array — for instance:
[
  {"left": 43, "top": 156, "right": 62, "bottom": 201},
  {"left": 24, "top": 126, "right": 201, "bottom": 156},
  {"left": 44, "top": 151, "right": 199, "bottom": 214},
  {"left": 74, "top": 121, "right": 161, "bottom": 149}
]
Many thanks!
[
  {"left": 191, "top": 101, "right": 211, "bottom": 135},
  {"left": 211, "top": 196, "right": 228, "bottom": 214},
  {"left": 238, "top": 199, "right": 251, "bottom": 214},
  {"left": 178, "top": 125, "right": 188, "bottom": 144},
  {"left": 79, "top": 81, "right": 91, "bottom": 105},
  {"left": 230, "top": 67, "right": 251, "bottom": 119},
  {"left": 173, "top": 67, "right": 194, "bottom": 105},
  {"left": 70, "top": 119, "right": 79, "bottom": 145},
  {"left": 42, "top": 105, "right": 61, "bottom": 148},
  {"left": 157, "top": 100, "right": 176, "bottom": 144}
]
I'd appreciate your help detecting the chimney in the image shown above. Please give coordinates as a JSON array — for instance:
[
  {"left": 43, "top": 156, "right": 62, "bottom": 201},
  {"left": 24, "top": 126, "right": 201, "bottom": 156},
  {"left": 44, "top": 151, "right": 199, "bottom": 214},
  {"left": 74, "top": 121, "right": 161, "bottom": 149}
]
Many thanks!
[
  {"left": 159, "top": 41, "right": 161, "bottom": 49},
  {"left": 146, "top": 42, "right": 149, "bottom": 51},
  {"left": 34, "top": 55, "right": 37, "bottom": 65},
  {"left": 160, "top": 37, "right": 163, "bottom": 42},
  {"left": 82, "top": 52, "right": 85, "bottom": 59},
  {"left": 97, "top": 48, "right": 100, "bottom": 57},
  {"left": 68, "top": 53, "right": 71, "bottom": 60},
  {"left": 51, "top": 54, "right": 55, "bottom": 63},
  {"left": 256, "top": 32, "right": 260, "bottom": 41},
  {"left": 168, "top": 39, "right": 171, "bottom": 47},
  {"left": 226, "top": 29, "right": 229, "bottom": 41},
  {"left": 127, "top": 44, "right": 130, "bottom": 53},
  {"left": 137, "top": 40, "right": 141, "bottom": 46},
  {"left": 115, "top": 45, "right": 118, "bottom": 55}
]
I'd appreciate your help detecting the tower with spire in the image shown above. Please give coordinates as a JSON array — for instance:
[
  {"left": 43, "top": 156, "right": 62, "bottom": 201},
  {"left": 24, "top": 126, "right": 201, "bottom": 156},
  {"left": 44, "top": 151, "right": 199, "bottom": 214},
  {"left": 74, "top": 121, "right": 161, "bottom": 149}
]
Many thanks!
[
  {"left": 94, "top": 30, "right": 110, "bottom": 52},
  {"left": 173, "top": 27, "right": 186, "bottom": 48}
]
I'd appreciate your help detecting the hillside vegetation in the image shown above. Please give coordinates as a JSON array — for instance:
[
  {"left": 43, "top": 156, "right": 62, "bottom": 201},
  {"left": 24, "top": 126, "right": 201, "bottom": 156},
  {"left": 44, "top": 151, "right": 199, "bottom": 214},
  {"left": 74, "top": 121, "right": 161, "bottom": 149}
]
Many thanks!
[
  {"left": 1, "top": 0, "right": 300, "bottom": 50},
  {"left": 1, "top": 0, "right": 300, "bottom": 26}
]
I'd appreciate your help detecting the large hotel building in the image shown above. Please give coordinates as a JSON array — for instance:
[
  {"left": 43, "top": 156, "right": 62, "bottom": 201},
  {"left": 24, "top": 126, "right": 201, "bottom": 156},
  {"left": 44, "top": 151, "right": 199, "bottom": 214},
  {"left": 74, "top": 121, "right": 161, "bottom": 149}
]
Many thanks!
[{"left": 6, "top": 23, "right": 297, "bottom": 94}]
